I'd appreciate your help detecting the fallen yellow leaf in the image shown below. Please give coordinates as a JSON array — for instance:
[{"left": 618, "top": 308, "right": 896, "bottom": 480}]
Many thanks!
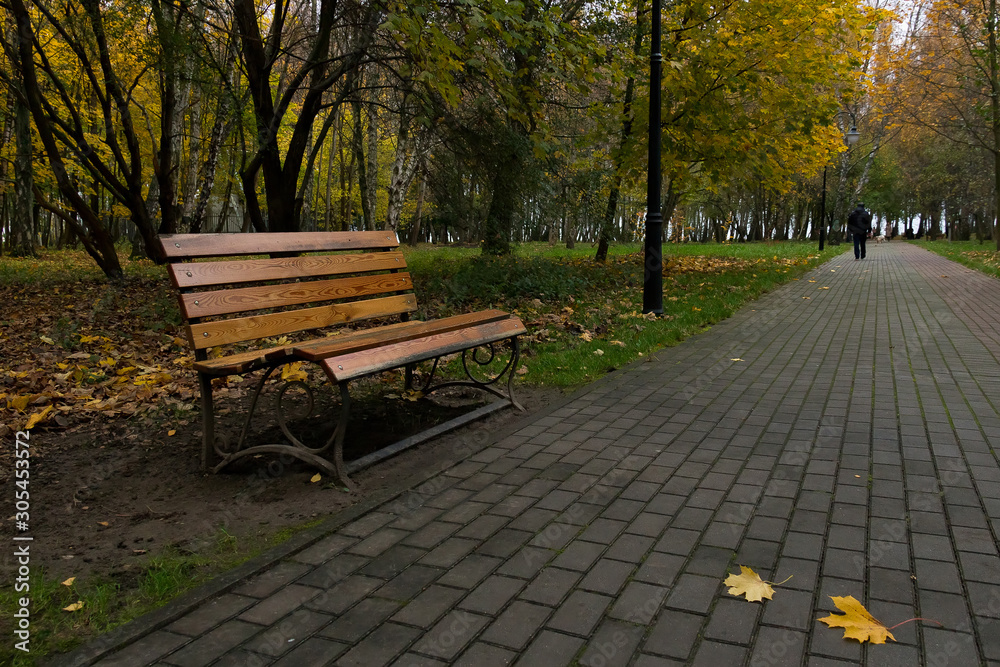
[
  {"left": 167, "top": 430, "right": 176, "bottom": 436},
  {"left": 310, "top": 473, "right": 322, "bottom": 483},
  {"left": 63, "top": 601, "right": 84, "bottom": 612},
  {"left": 725, "top": 565, "right": 775, "bottom": 602},
  {"left": 25, "top": 405, "right": 54, "bottom": 430},
  {"left": 61, "top": 577, "right": 76, "bottom": 587},
  {"left": 281, "top": 362, "right": 309, "bottom": 383},
  {"left": 97, "top": 521, "right": 109, "bottom": 527},
  {"left": 8, "top": 395, "right": 30, "bottom": 412},
  {"left": 819, "top": 595, "right": 895, "bottom": 644}
]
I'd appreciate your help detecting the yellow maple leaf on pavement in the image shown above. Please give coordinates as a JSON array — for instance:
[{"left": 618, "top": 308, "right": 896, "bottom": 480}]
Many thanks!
[
  {"left": 819, "top": 595, "right": 895, "bottom": 644},
  {"left": 724, "top": 565, "right": 774, "bottom": 602}
]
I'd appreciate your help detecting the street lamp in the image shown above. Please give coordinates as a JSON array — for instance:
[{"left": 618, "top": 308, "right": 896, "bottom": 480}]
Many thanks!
[
  {"left": 643, "top": 0, "right": 663, "bottom": 314},
  {"left": 818, "top": 117, "right": 860, "bottom": 251}
]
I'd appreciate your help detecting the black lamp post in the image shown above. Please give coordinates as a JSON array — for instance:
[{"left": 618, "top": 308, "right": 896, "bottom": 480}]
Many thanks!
[
  {"left": 818, "top": 119, "right": 860, "bottom": 251},
  {"left": 643, "top": 0, "right": 663, "bottom": 314}
]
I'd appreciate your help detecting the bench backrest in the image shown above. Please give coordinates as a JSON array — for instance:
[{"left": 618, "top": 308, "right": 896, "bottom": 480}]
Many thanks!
[{"left": 159, "top": 232, "right": 418, "bottom": 355}]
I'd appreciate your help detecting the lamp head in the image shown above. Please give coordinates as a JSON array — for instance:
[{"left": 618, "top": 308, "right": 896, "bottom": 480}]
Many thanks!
[{"left": 845, "top": 125, "right": 860, "bottom": 146}]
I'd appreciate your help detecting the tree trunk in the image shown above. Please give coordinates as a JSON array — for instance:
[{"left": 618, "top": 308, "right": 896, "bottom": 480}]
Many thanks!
[
  {"left": 9, "top": 16, "right": 35, "bottom": 257},
  {"left": 597, "top": 0, "right": 645, "bottom": 263},
  {"left": 408, "top": 170, "right": 426, "bottom": 246},
  {"left": 352, "top": 99, "right": 374, "bottom": 231},
  {"left": 990, "top": 0, "right": 1000, "bottom": 251},
  {"left": 385, "top": 116, "right": 423, "bottom": 232}
]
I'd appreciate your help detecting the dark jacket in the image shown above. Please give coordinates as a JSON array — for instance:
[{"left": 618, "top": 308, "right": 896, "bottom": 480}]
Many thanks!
[{"left": 847, "top": 207, "right": 872, "bottom": 236}]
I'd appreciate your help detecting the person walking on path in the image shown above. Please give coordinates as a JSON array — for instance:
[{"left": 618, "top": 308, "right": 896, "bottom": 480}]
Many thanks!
[{"left": 847, "top": 202, "right": 873, "bottom": 260}]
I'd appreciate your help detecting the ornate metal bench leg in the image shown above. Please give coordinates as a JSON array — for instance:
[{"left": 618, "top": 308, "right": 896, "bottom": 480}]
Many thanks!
[
  {"left": 333, "top": 383, "right": 355, "bottom": 490},
  {"left": 507, "top": 337, "right": 525, "bottom": 412},
  {"left": 198, "top": 373, "right": 215, "bottom": 471}
]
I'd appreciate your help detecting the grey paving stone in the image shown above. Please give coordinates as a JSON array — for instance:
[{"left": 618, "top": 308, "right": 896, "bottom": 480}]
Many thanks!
[
  {"left": 913, "top": 558, "right": 962, "bottom": 595},
  {"left": 578, "top": 619, "right": 644, "bottom": 667},
  {"left": 652, "top": 528, "right": 700, "bottom": 556},
  {"left": 243, "top": 609, "right": 331, "bottom": 658},
  {"left": 749, "top": 626, "right": 806, "bottom": 667},
  {"left": 162, "top": 620, "right": 261, "bottom": 667},
  {"left": 208, "top": 648, "right": 272, "bottom": 667},
  {"left": 318, "top": 598, "right": 401, "bottom": 642},
  {"left": 412, "top": 611, "right": 490, "bottom": 661},
  {"left": 551, "top": 540, "right": 606, "bottom": 572},
  {"left": 518, "top": 567, "right": 581, "bottom": 606},
  {"left": 95, "top": 632, "right": 190, "bottom": 667},
  {"left": 608, "top": 581, "right": 668, "bottom": 625},
  {"left": 605, "top": 533, "right": 655, "bottom": 563},
  {"left": 437, "top": 554, "right": 502, "bottom": 588},
  {"left": 360, "top": 545, "right": 427, "bottom": 579},
  {"left": 298, "top": 545, "right": 371, "bottom": 583},
  {"left": 391, "top": 585, "right": 466, "bottom": 628},
  {"left": 336, "top": 622, "right": 422, "bottom": 667},
  {"left": 869, "top": 567, "right": 914, "bottom": 604},
  {"left": 578, "top": 558, "right": 635, "bottom": 596},
  {"left": 514, "top": 630, "right": 585, "bottom": 666},
  {"left": 306, "top": 575, "right": 382, "bottom": 615},
  {"left": 238, "top": 585, "right": 321, "bottom": 625},
  {"left": 642, "top": 609, "right": 704, "bottom": 660},
  {"left": 918, "top": 589, "right": 972, "bottom": 629},
  {"left": 232, "top": 561, "right": 312, "bottom": 599},
  {"left": 339, "top": 512, "right": 395, "bottom": 538},
  {"left": 663, "top": 574, "right": 718, "bottom": 614},
  {"left": 377, "top": 565, "right": 442, "bottom": 601},
  {"left": 166, "top": 594, "right": 257, "bottom": 636},
  {"left": 546, "top": 589, "right": 612, "bottom": 636},
  {"left": 704, "top": 598, "right": 758, "bottom": 644},
  {"left": 270, "top": 637, "right": 347, "bottom": 666},
  {"left": 691, "top": 640, "right": 748, "bottom": 666},
  {"left": 968, "top": 582, "right": 1000, "bottom": 618},
  {"left": 453, "top": 642, "right": 517, "bottom": 667},
  {"left": 922, "top": 628, "right": 980, "bottom": 667},
  {"left": 632, "top": 551, "right": 683, "bottom": 587},
  {"left": 418, "top": 538, "right": 480, "bottom": 568},
  {"left": 480, "top": 600, "right": 553, "bottom": 650},
  {"left": 685, "top": 545, "right": 734, "bottom": 578},
  {"left": 403, "top": 522, "right": 460, "bottom": 550},
  {"left": 458, "top": 575, "right": 525, "bottom": 615},
  {"left": 290, "top": 534, "right": 357, "bottom": 566},
  {"left": 761, "top": 588, "right": 814, "bottom": 631},
  {"left": 959, "top": 551, "right": 1000, "bottom": 583}
]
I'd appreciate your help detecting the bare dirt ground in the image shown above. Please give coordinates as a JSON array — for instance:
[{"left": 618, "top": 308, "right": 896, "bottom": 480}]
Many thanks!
[{"left": 0, "top": 382, "right": 562, "bottom": 586}]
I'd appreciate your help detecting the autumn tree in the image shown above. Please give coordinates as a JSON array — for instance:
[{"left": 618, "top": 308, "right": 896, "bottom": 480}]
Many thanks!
[{"left": 898, "top": 0, "right": 1000, "bottom": 248}]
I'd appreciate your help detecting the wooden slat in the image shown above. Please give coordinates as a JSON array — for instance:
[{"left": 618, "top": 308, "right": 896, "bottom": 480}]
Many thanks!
[
  {"left": 160, "top": 231, "right": 399, "bottom": 260},
  {"left": 180, "top": 272, "right": 414, "bottom": 318},
  {"left": 292, "top": 310, "right": 514, "bottom": 362},
  {"left": 320, "top": 318, "right": 526, "bottom": 383},
  {"left": 188, "top": 294, "right": 418, "bottom": 349},
  {"left": 190, "top": 320, "right": 425, "bottom": 375},
  {"left": 191, "top": 345, "right": 296, "bottom": 375},
  {"left": 169, "top": 252, "right": 407, "bottom": 289}
]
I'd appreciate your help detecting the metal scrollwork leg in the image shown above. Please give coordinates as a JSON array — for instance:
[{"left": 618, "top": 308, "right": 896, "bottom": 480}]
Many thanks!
[
  {"left": 210, "top": 364, "right": 356, "bottom": 490},
  {"left": 422, "top": 336, "right": 524, "bottom": 411}
]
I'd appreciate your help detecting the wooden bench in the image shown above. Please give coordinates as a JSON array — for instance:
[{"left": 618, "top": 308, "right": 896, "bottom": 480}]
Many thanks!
[{"left": 158, "top": 231, "right": 526, "bottom": 487}]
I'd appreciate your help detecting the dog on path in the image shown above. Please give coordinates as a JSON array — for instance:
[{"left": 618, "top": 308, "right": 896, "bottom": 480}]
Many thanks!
[{"left": 874, "top": 234, "right": 886, "bottom": 244}]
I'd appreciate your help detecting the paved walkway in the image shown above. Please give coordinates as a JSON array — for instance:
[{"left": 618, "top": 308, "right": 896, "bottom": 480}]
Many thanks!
[{"left": 62, "top": 242, "right": 1000, "bottom": 666}]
